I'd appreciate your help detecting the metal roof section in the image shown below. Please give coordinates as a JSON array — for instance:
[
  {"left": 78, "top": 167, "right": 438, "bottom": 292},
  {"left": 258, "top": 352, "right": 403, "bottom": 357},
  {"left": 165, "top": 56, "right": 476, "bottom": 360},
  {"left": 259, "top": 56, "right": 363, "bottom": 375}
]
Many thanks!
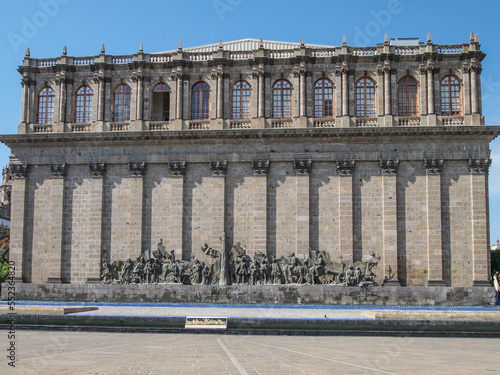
[
  {"left": 152, "top": 38, "right": 336, "bottom": 54},
  {"left": 389, "top": 38, "right": 422, "bottom": 46}
]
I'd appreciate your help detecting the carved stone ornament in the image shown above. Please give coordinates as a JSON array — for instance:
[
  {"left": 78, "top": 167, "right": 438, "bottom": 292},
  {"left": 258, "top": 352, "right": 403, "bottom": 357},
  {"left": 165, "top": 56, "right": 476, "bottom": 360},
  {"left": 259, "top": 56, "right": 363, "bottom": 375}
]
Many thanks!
[
  {"left": 337, "top": 160, "right": 356, "bottom": 175},
  {"left": 11, "top": 164, "right": 28, "bottom": 179},
  {"left": 129, "top": 162, "right": 146, "bottom": 176},
  {"left": 469, "top": 158, "right": 491, "bottom": 175},
  {"left": 251, "top": 160, "right": 270, "bottom": 175},
  {"left": 209, "top": 160, "right": 227, "bottom": 176},
  {"left": 50, "top": 163, "right": 67, "bottom": 177},
  {"left": 93, "top": 73, "right": 104, "bottom": 84},
  {"left": 168, "top": 161, "right": 187, "bottom": 176},
  {"left": 380, "top": 159, "right": 399, "bottom": 175},
  {"left": 424, "top": 159, "right": 443, "bottom": 175},
  {"left": 89, "top": 162, "right": 106, "bottom": 177},
  {"left": 294, "top": 159, "right": 312, "bottom": 175}
]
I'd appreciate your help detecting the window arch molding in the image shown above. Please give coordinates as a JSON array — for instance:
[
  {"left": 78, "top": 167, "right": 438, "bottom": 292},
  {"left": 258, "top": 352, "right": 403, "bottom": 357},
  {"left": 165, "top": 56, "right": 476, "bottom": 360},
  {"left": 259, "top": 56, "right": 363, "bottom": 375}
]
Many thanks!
[
  {"left": 231, "top": 80, "right": 251, "bottom": 119},
  {"left": 397, "top": 75, "right": 418, "bottom": 117},
  {"left": 440, "top": 74, "right": 461, "bottom": 116},
  {"left": 191, "top": 81, "right": 210, "bottom": 120},
  {"left": 355, "top": 77, "right": 376, "bottom": 118},
  {"left": 74, "top": 85, "right": 93, "bottom": 123},
  {"left": 272, "top": 79, "right": 292, "bottom": 119},
  {"left": 113, "top": 84, "right": 132, "bottom": 122},
  {"left": 37, "top": 86, "right": 55, "bottom": 124},
  {"left": 313, "top": 77, "right": 334, "bottom": 118}
]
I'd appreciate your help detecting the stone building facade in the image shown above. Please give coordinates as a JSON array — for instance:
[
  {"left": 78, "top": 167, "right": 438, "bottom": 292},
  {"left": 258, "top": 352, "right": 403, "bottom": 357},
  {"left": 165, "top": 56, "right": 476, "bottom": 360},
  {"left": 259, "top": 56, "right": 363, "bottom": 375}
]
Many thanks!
[{"left": 1, "top": 34, "right": 499, "bottom": 302}]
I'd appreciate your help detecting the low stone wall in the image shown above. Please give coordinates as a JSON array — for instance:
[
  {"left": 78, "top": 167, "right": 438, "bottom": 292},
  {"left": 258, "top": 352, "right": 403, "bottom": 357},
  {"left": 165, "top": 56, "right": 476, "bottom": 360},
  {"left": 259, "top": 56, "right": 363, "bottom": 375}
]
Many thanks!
[{"left": 1, "top": 283, "right": 496, "bottom": 306}]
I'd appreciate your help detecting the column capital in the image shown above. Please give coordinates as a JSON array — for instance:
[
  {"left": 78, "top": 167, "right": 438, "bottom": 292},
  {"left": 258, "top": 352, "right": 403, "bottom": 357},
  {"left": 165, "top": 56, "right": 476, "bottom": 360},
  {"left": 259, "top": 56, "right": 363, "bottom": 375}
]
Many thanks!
[
  {"left": 129, "top": 162, "right": 146, "bottom": 176},
  {"left": 469, "top": 158, "right": 491, "bottom": 175},
  {"left": 294, "top": 159, "right": 312, "bottom": 175},
  {"left": 210, "top": 160, "right": 227, "bottom": 176},
  {"left": 50, "top": 163, "right": 67, "bottom": 178},
  {"left": 336, "top": 160, "right": 356, "bottom": 175},
  {"left": 11, "top": 164, "right": 28, "bottom": 179},
  {"left": 168, "top": 161, "right": 187, "bottom": 176},
  {"left": 424, "top": 159, "right": 443, "bottom": 175},
  {"left": 252, "top": 160, "right": 270, "bottom": 175},
  {"left": 380, "top": 159, "right": 399, "bottom": 175},
  {"left": 89, "top": 162, "right": 106, "bottom": 177}
]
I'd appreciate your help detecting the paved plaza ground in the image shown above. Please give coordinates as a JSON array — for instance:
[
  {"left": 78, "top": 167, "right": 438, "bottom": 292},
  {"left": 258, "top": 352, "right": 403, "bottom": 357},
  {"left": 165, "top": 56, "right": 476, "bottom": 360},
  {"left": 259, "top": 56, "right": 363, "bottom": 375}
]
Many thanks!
[{"left": 1, "top": 331, "right": 499, "bottom": 374}]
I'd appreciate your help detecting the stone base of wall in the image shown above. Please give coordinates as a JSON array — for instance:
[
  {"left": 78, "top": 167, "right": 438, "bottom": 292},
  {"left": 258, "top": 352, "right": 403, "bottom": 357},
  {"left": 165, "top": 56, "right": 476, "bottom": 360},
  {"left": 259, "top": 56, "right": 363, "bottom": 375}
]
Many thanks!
[{"left": 1, "top": 283, "right": 496, "bottom": 306}]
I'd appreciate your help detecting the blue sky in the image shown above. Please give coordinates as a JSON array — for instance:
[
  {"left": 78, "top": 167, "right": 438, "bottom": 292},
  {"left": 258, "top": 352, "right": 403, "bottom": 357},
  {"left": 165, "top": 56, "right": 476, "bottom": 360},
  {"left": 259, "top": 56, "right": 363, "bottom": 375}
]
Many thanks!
[{"left": 1, "top": 0, "right": 500, "bottom": 242}]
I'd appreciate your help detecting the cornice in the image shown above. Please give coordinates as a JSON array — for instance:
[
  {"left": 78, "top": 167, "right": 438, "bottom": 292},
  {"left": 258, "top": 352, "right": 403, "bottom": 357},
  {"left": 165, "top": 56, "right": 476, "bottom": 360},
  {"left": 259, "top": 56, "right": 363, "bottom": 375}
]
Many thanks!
[{"left": 1, "top": 126, "right": 499, "bottom": 148}]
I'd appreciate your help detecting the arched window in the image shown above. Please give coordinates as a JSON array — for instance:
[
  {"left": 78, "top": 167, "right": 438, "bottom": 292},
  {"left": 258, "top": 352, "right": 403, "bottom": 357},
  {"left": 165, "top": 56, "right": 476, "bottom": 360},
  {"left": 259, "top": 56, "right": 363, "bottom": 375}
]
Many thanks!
[
  {"left": 37, "top": 87, "right": 55, "bottom": 124},
  {"left": 398, "top": 76, "right": 418, "bottom": 116},
  {"left": 441, "top": 75, "right": 461, "bottom": 116},
  {"left": 232, "top": 81, "right": 251, "bottom": 119},
  {"left": 152, "top": 83, "right": 170, "bottom": 121},
  {"left": 356, "top": 77, "right": 375, "bottom": 117},
  {"left": 314, "top": 78, "right": 334, "bottom": 118},
  {"left": 191, "top": 81, "right": 210, "bottom": 120},
  {"left": 272, "top": 79, "right": 292, "bottom": 119},
  {"left": 113, "top": 84, "right": 131, "bottom": 122},
  {"left": 75, "top": 86, "right": 93, "bottom": 123}
]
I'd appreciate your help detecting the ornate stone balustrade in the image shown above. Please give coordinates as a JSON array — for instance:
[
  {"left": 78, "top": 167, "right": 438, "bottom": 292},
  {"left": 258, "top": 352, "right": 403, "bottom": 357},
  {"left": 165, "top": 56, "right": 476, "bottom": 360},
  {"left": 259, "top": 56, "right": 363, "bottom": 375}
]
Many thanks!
[
  {"left": 149, "top": 121, "right": 169, "bottom": 131},
  {"left": 229, "top": 53, "right": 253, "bottom": 60},
  {"left": 398, "top": 117, "right": 421, "bottom": 126},
  {"left": 356, "top": 118, "right": 378, "bottom": 127},
  {"left": 270, "top": 51, "right": 294, "bottom": 59},
  {"left": 271, "top": 119, "right": 293, "bottom": 128},
  {"left": 74, "top": 58, "right": 95, "bottom": 65},
  {"left": 352, "top": 48, "right": 376, "bottom": 56},
  {"left": 109, "top": 122, "right": 130, "bottom": 131},
  {"left": 189, "top": 121, "right": 210, "bottom": 130},
  {"left": 438, "top": 46, "right": 463, "bottom": 54},
  {"left": 441, "top": 116, "right": 464, "bottom": 126},
  {"left": 189, "top": 53, "right": 213, "bottom": 61},
  {"left": 394, "top": 47, "right": 419, "bottom": 55},
  {"left": 38, "top": 59, "right": 57, "bottom": 67},
  {"left": 229, "top": 120, "right": 251, "bottom": 129},
  {"left": 112, "top": 56, "right": 133, "bottom": 64},
  {"left": 71, "top": 123, "right": 91, "bottom": 132},
  {"left": 313, "top": 119, "right": 336, "bottom": 128},
  {"left": 33, "top": 124, "right": 53, "bottom": 133},
  {"left": 150, "top": 55, "right": 173, "bottom": 63},
  {"left": 311, "top": 50, "right": 335, "bottom": 57}
]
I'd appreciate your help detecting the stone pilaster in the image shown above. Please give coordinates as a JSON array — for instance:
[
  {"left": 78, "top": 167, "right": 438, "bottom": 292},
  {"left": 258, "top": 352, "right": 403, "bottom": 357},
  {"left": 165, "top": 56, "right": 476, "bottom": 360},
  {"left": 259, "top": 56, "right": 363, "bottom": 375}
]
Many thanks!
[
  {"left": 337, "top": 160, "right": 355, "bottom": 262},
  {"left": 252, "top": 160, "right": 269, "bottom": 254},
  {"left": 128, "top": 162, "right": 145, "bottom": 259},
  {"left": 132, "top": 70, "right": 144, "bottom": 121},
  {"left": 21, "top": 75, "right": 30, "bottom": 124},
  {"left": 209, "top": 160, "right": 227, "bottom": 249},
  {"left": 47, "top": 163, "right": 66, "bottom": 283},
  {"left": 93, "top": 72, "right": 105, "bottom": 123},
  {"left": 470, "top": 59, "right": 480, "bottom": 114},
  {"left": 258, "top": 68, "right": 265, "bottom": 118},
  {"left": 424, "top": 159, "right": 445, "bottom": 286},
  {"left": 384, "top": 61, "right": 391, "bottom": 115},
  {"left": 9, "top": 164, "right": 29, "bottom": 282},
  {"left": 86, "top": 162, "right": 106, "bottom": 283},
  {"left": 427, "top": 61, "right": 435, "bottom": 115},
  {"left": 380, "top": 159, "right": 400, "bottom": 286},
  {"left": 175, "top": 71, "right": 183, "bottom": 120},
  {"left": 341, "top": 62, "right": 349, "bottom": 117},
  {"left": 419, "top": 64, "right": 428, "bottom": 116},
  {"left": 462, "top": 64, "right": 471, "bottom": 116},
  {"left": 469, "top": 158, "right": 492, "bottom": 286},
  {"left": 299, "top": 65, "right": 306, "bottom": 118},
  {"left": 168, "top": 162, "right": 186, "bottom": 260},
  {"left": 294, "top": 159, "right": 311, "bottom": 258}
]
